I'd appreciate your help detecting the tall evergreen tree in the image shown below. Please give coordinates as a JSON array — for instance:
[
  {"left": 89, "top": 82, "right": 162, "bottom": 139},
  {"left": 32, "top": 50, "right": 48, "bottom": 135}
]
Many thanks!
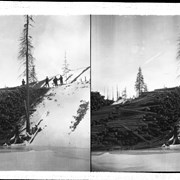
[
  {"left": 135, "top": 67, "right": 147, "bottom": 97},
  {"left": 18, "top": 15, "right": 36, "bottom": 82},
  {"left": 18, "top": 15, "right": 35, "bottom": 133}
]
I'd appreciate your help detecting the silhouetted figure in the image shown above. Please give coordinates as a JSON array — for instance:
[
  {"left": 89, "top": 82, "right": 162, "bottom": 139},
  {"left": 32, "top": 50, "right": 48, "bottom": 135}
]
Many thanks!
[
  {"left": 45, "top": 76, "right": 49, "bottom": 88},
  {"left": 53, "top": 76, "right": 58, "bottom": 86},
  {"left": 59, "top": 75, "right": 63, "bottom": 85},
  {"left": 22, "top": 79, "right": 25, "bottom": 86}
]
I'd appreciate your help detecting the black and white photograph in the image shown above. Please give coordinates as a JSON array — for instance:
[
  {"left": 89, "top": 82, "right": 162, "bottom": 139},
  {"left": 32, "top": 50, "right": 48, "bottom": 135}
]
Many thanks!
[
  {"left": 2, "top": 1, "right": 180, "bottom": 180},
  {"left": 0, "top": 15, "right": 90, "bottom": 171},
  {"left": 91, "top": 15, "right": 180, "bottom": 172}
]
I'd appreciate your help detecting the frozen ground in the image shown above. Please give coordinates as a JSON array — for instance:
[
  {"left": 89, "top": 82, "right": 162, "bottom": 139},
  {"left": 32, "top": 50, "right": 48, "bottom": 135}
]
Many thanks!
[
  {"left": 92, "top": 149, "right": 180, "bottom": 172},
  {"left": 0, "top": 71, "right": 90, "bottom": 171},
  {"left": 0, "top": 146, "right": 89, "bottom": 171}
]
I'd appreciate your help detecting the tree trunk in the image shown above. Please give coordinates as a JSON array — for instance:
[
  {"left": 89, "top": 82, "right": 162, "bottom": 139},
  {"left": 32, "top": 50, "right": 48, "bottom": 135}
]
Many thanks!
[{"left": 26, "top": 15, "right": 30, "bottom": 133}]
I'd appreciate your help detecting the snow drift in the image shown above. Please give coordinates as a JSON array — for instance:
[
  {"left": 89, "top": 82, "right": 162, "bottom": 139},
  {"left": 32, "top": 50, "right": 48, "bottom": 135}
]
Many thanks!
[
  {"left": 92, "top": 149, "right": 180, "bottom": 171},
  {"left": 30, "top": 80, "right": 90, "bottom": 149}
]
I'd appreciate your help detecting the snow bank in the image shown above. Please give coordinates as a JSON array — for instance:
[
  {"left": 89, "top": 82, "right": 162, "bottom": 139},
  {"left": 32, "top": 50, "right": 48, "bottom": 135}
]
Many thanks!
[
  {"left": 112, "top": 99, "right": 127, "bottom": 105},
  {"left": 0, "top": 146, "right": 89, "bottom": 171},
  {"left": 92, "top": 149, "right": 180, "bottom": 171},
  {"left": 30, "top": 81, "right": 90, "bottom": 149}
]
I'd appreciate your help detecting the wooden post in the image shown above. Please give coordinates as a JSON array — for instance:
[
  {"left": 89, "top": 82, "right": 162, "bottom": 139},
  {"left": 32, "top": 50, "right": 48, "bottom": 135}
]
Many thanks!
[
  {"left": 112, "top": 86, "right": 114, "bottom": 101},
  {"left": 116, "top": 85, "right": 119, "bottom": 101},
  {"left": 107, "top": 87, "right": 109, "bottom": 100}
]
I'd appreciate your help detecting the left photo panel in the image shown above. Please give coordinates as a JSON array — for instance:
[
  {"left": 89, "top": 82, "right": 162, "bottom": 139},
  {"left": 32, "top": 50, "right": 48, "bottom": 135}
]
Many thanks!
[{"left": 0, "top": 15, "right": 90, "bottom": 171}]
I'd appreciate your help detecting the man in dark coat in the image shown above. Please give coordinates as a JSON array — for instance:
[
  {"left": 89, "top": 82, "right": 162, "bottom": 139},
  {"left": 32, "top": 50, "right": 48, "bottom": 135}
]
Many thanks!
[
  {"left": 59, "top": 75, "right": 63, "bottom": 85},
  {"left": 53, "top": 76, "right": 58, "bottom": 86},
  {"left": 22, "top": 79, "right": 25, "bottom": 86},
  {"left": 45, "top": 76, "right": 49, "bottom": 88}
]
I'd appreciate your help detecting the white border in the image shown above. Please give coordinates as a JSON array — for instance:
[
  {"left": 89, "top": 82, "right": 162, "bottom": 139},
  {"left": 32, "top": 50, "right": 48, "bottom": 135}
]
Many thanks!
[
  {"left": 0, "top": 171, "right": 180, "bottom": 180},
  {"left": 0, "top": 2, "right": 180, "bottom": 15},
  {"left": 0, "top": 1, "right": 180, "bottom": 180}
]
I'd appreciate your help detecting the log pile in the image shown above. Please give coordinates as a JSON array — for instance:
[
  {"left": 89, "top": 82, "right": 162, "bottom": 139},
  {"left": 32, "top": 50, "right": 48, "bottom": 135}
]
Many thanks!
[
  {"left": 91, "top": 87, "right": 180, "bottom": 151},
  {"left": 0, "top": 86, "right": 49, "bottom": 145},
  {"left": 91, "top": 91, "right": 114, "bottom": 111}
]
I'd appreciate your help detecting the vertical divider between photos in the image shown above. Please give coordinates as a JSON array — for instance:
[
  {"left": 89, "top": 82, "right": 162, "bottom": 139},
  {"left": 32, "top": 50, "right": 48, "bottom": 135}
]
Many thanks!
[{"left": 90, "top": 14, "right": 92, "bottom": 172}]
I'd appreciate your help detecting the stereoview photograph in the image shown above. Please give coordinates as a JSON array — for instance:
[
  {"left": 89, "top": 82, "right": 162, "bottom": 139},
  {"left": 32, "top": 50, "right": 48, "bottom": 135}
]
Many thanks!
[{"left": 0, "top": 15, "right": 90, "bottom": 171}]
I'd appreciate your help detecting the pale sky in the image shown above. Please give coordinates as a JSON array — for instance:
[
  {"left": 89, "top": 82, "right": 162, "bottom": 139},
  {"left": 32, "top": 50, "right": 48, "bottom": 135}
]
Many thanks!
[
  {"left": 0, "top": 15, "right": 90, "bottom": 88},
  {"left": 92, "top": 15, "right": 180, "bottom": 99}
]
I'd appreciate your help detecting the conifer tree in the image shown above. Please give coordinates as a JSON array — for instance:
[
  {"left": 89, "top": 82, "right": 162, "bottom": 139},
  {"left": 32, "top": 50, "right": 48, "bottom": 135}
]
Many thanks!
[
  {"left": 18, "top": 15, "right": 35, "bottom": 133},
  {"left": 18, "top": 15, "right": 36, "bottom": 82},
  {"left": 135, "top": 67, "right": 147, "bottom": 97}
]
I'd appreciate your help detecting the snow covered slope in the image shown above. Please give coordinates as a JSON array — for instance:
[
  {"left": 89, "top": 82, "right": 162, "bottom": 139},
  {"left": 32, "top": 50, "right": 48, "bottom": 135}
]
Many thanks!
[{"left": 30, "top": 81, "right": 90, "bottom": 149}]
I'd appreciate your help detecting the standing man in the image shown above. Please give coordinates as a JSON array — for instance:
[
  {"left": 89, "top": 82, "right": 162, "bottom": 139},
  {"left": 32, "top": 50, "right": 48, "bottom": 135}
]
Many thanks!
[
  {"left": 45, "top": 76, "right": 50, "bottom": 88},
  {"left": 59, "top": 75, "right": 63, "bottom": 85},
  {"left": 22, "top": 79, "right": 25, "bottom": 86},
  {"left": 53, "top": 76, "right": 58, "bottom": 86}
]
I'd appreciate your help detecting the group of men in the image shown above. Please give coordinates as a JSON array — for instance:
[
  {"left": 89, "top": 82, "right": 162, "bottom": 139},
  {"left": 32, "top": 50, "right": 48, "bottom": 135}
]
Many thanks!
[
  {"left": 22, "top": 75, "right": 64, "bottom": 88},
  {"left": 45, "top": 75, "right": 63, "bottom": 88}
]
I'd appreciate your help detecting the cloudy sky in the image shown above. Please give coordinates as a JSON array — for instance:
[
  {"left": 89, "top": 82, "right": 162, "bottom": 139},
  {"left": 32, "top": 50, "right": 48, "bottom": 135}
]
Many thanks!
[
  {"left": 0, "top": 15, "right": 90, "bottom": 88},
  {"left": 92, "top": 15, "right": 180, "bottom": 98}
]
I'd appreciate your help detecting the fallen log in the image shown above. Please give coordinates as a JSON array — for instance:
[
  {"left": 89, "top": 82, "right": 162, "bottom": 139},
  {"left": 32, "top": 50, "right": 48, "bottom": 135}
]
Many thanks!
[{"left": 120, "top": 124, "right": 151, "bottom": 144}]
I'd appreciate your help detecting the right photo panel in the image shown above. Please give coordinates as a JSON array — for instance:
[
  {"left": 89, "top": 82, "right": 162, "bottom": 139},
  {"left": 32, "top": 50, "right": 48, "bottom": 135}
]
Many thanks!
[{"left": 91, "top": 15, "right": 180, "bottom": 172}]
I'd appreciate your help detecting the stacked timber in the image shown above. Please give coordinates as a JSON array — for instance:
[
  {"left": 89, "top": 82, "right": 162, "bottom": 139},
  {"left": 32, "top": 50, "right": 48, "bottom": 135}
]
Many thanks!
[
  {"left": 0, "top": 86, "right": 49, "bottom": 145},
  {"left": 91, "top": 91, "right": 114, "bottom": 111},
  {"left": 91, "top": 86, "right": 180, "bottom": 151}
]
